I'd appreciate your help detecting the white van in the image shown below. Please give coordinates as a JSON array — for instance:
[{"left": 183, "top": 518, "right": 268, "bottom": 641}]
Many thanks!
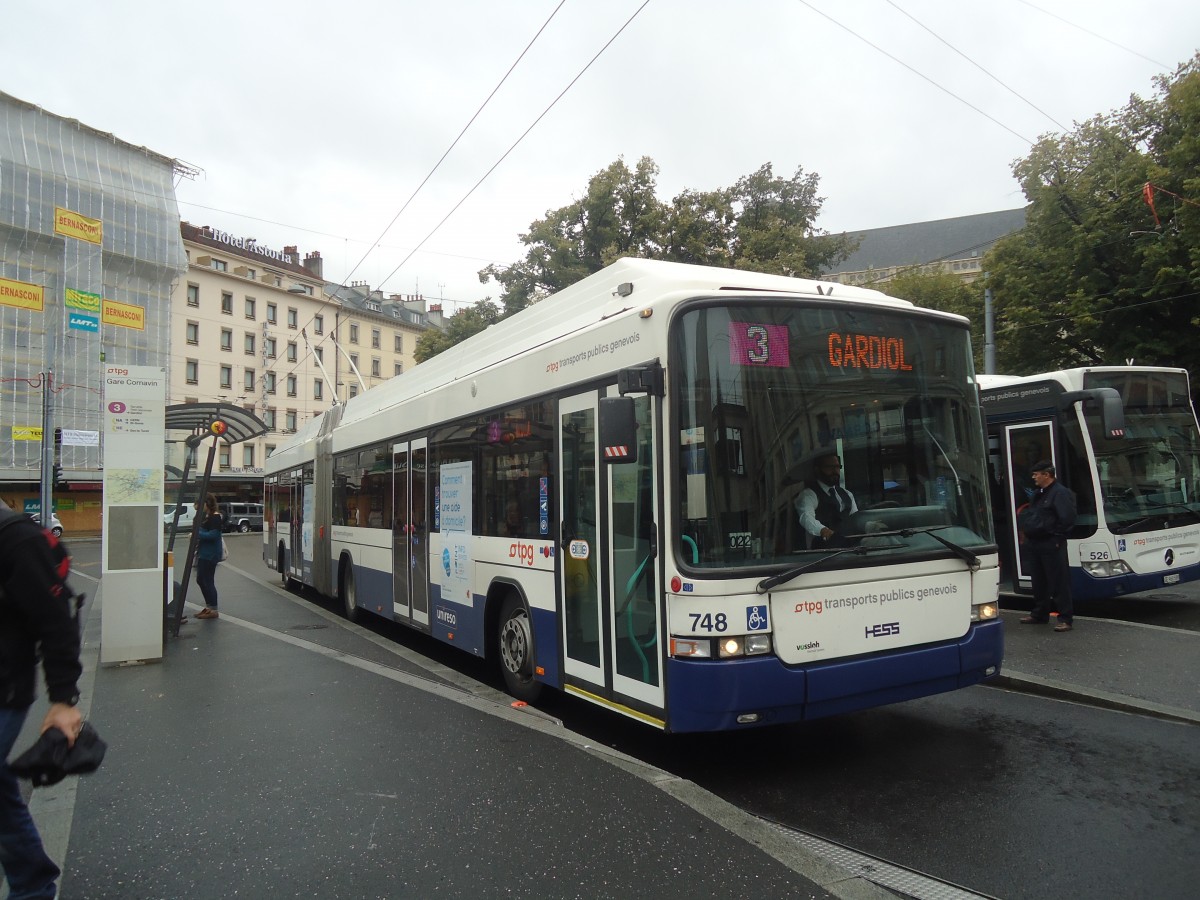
[{"left": 163, "top": 502, "right": 198, "bottom": 530}]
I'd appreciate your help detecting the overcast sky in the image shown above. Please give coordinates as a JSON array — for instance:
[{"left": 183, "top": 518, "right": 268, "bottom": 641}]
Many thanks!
[{"left": 4, "top": 1, "right": 1197, "bottom": 311}]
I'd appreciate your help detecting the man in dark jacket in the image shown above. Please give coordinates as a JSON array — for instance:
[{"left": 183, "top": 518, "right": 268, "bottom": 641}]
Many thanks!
[
  {"left": 0, "top": 498, "right": 83, "bottom": 898},
  {"left": 1018, "top": 460, "right": 1078, "bottom": 632}
]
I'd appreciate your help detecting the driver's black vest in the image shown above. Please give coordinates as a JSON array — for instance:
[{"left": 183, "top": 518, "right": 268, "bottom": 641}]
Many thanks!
[{"left": 811, "top": 483, "right": 850, "bottom": 547}]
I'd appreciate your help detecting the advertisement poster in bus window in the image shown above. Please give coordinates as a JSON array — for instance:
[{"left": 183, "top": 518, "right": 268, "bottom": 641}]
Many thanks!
[
  {"left": 302, "top": 485, "right": 315, "bottom": 562},
  {"left": 439, "top": 461, "right": 473, "bottom": 603}
]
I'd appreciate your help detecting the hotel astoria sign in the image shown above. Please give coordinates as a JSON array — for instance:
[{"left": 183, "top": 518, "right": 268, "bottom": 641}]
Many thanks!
[{"left": 205, "top": 228, "right": 293, "bottom": 264}]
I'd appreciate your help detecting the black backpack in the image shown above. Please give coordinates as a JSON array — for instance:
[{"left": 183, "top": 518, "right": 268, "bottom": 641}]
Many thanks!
[{"left": 0, "top": 508, "right": 81, "bottom": 611}]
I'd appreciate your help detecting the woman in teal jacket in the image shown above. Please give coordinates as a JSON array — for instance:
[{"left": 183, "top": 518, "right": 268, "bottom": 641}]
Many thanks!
[{"left": 195, "top": 494, "right": 224, "bottom": 620}]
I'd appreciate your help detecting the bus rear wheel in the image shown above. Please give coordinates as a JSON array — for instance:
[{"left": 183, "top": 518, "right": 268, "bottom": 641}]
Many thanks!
[
  {"left": 339, "top": 558, "right": 360, "bottom": 623},
  {"left": 497, "top": 593, "right": 541, "bottom": 703}
]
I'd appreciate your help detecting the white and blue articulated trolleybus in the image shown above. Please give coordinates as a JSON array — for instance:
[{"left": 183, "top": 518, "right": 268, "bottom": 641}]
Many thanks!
[
  {"left": 264, "top": 258, "right": 1003, "bottom": 732},
  {"left": 981, "top": 366, "right": 1200, "bottom": 600}
]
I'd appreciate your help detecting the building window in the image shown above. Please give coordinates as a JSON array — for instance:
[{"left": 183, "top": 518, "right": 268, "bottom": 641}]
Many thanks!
[
  {"left": 394, "top": 363, "right": 403, "bottom": 377},
  {"left": 245, "top": 297, "right": 256, "bottom": 319},
  {"left": 265, "top": 444, "right": 276, "bottom": 458},
  {"left": 243, "top": 445, "right": 255, "bottom": 468},
  {"left": 220, "top": 365, "right": 232, "bottom": 389},
  {"left": 266, "top": 338, "right": 277, "bottom": 358},
  {"left": 350, "top": 353, "right": 358, "bottom": 369},
  {"left": 287, "top": 342, "right": 297, "bottom": 362},
  {"left": 315, "top": 347, "right": 323, "bottom": 363},
  {"left": 349, "top": 384, "right": 358, "bottom": 399},
  {"left": 314, "top": 379, "right": 323, "bottom": 400},
  {"left": 221, "top": 292, "right": 233, "bottom": 315},
  {"left": 185, "top": 360, "right": 198, "bottom": 384},
  {"left": 220, "top": 328, "right": 233, "bottom": 351},
  {"left": 349, "top": 323, "right": 359, "bottom": 344},
  {"left": 394, "top": 333, "right": 403, "bottom": 353},
  {"left": 286, "top": 410, "right": 297, "bottom": 431},
  {"left": 267, "top": 302, "right": 277, "bottom": 324},
  {"left": 287, "top": 375, "right": 297, "bottom": 397},
  {"left": 371, "top": 328, "right": 380, "bottom": 349},
  {"left": 186, "top": 321, "right": 199, "bottom": 344},
  {"left": 265, "top": 409, "right": 276, "bottom": 430},
  {"left": 287, "top": 308, "right": 298, "bottom": 329},
  {"left": 371, "top": 358, "right": 381, "bottom": 378},
  {"left": 266, "top": 372, "right": 276, "bottom": 394},
  {"left": 219, "top": 446, "right": 230, "bottom": 469},
  {"left": 314, "top": 314, "right": 323, "bottom": 334},
  {"left": 186, "top": 283, "right": 200, "bottom": 307},
  {"left": 212, "top": 259, "right": 227, "bottom": 272},
  {"left": 244, "top": 368, "right": 256, "bottom": 391},
  {"left": 245, "top": 268, "right": 256, "bottom": 281},
  {"left": 244, "top": 333, "right": 256, "bottom": 355}
]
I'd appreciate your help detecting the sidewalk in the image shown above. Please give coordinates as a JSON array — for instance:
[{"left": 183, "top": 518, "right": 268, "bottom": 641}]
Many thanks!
[
  {"left": 47, "top": 564, "right": 888, "bottom": 900},
  {"left": 994, "top": 607, "right": 1200, "bottom": 724}
]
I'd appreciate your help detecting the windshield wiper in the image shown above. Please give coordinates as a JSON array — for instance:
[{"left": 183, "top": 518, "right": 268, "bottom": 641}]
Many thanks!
[{"left": 756, "top": 544, "right": 898, "bottom": 594}]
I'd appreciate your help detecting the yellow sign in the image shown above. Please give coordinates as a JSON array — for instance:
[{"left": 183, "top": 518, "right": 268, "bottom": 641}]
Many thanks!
[
  {"left": 54, "top": 207, "right": 103, "bottom": 245},
  {"left": 13, "top": 426, "right": 43, "bottom": 441},
  {"left": 101, "top": 298, "right": 145, "bottom": 330},
  {"left": 65, "top": 287, "right": 102, "bottom": 313},
  {"left": 0, "top": 276, "right": 44, "bottom": 312}
]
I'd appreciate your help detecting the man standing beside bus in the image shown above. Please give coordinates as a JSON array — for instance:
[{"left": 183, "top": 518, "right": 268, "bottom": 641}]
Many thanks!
[{"left": 1019, "top": 460, "right": 1077, "bottom": 632}]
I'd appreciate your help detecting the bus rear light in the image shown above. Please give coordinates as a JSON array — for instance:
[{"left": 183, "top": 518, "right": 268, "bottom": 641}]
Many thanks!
[{"left": 670, "top": 637, "right": 711, "bottom": 658}]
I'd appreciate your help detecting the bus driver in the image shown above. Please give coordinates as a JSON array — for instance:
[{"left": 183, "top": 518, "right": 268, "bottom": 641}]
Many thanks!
[{"left": 796, "top": 452, "right": 859, "bottom": 548}]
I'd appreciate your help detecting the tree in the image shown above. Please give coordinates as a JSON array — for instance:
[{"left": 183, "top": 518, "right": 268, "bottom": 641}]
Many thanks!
[
  {"left": 478, "top": 157, "right": 667, "bottom": 315},
  {"left": 478, "top": 157, "right": 856, "bottom": 318},
  {"left": 985, "top": 54, "right": 1200, "bottom": 378}
]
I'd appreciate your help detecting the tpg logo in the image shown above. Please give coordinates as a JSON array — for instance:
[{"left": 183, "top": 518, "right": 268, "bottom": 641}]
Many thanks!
[
  {"left": 509, "top": 542, "right": 535, "bottom": 566},
  {"left": 865, "top": 622, "right": 900, "bottom": 638}
]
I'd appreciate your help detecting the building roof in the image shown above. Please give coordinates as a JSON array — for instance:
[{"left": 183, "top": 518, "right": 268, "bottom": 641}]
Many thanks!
[{"left": 825, "top": 208, "right": 1027, "bottom": 274}]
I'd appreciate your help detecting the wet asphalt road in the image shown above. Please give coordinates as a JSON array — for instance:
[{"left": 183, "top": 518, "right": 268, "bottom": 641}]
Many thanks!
[{"left": 70, "top": 534, "right": 1200, "bottom": 899}]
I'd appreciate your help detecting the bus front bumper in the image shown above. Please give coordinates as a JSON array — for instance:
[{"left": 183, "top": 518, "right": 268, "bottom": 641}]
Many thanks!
[{"left": 664, "top": 619, "right": 1004, "bottom": 733}]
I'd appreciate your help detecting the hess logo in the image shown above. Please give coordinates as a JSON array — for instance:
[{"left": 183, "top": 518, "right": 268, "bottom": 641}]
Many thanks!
[
  {"left": 509, "top": 542, "right": 535, "bottom": 566},
  {"left": 865, "top": 622, "right": 900, "bottom": 638}
]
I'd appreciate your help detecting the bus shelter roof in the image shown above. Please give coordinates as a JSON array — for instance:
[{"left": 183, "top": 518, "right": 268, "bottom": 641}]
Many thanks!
[{"left": 165, "top": 402, "right": 267, "bottom": 445}]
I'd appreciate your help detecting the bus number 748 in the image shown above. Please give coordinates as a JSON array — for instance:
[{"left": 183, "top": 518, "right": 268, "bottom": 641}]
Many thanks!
[{"left": 690, "top": 612, "right": 728, "bottom": 632}]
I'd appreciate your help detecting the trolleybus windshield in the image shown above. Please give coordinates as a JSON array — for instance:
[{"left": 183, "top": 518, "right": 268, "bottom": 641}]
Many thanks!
[
  {"left": 673, "top": 301, "right": 993, "bottom": 570},
  {"left": 1082, "top": 370, "right": 1200, "bottom": 532}
]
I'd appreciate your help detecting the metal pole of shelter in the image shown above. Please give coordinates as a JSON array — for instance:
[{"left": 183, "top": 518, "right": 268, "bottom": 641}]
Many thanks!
[{"left": 168, "top": 435, "right": 218, "bottom": 637}]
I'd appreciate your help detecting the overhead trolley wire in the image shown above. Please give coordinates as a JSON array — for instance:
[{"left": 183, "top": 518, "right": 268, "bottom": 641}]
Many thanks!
[{"left": 375, "top": 0, "right": 653, "bottom": 293}]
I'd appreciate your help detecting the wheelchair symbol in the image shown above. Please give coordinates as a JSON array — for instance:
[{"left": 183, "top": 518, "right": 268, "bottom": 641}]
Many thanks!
[{"left": 746, "top": 604, "right": 768, "bottom": 630}]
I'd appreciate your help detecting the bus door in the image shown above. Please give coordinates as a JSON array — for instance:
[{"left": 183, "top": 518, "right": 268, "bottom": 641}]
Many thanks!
[
  {"left": 392, "top": 438, "right": 430, "bottom": 627},
  {"left": 559, "top": 390, "right": 664, "bottom": 713},
  {"left": 1003, "top": 421, "right": 1057, "bottom": 592},
  {"left": 287, "top": 467, "right": 306, "bottom": 582}
]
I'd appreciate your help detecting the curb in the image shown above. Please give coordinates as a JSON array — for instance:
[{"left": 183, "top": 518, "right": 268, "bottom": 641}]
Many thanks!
[{"left": 986, "top": 669, "right": 1200, "bottom": 726}]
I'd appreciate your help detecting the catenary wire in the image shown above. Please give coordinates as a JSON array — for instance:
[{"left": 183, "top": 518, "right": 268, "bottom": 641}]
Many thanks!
[
  {"left": 884, "top": 0, "right": 1070, "bottom": 131},
  {"left": 374, "top": 0, "right": 653, "bottom": 293}
]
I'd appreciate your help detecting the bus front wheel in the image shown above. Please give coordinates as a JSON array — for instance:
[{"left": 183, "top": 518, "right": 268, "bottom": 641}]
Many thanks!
[
  {"left": 497, "top": 593, "right": 541, "bottom": 703},
  {"left": 339, "top": 558, "right": 360, "bottom": 623}
]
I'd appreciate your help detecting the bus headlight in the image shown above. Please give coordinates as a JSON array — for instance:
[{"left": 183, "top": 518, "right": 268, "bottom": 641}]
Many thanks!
[
  {"left": 745, "top": 633, "right": 772, "bottom": 655},
  {"left": 970, "top": 602, "right": 999, "bottom": 622},
  {"left": 718, "top": 636, "right": 744, "bottom": 658},
  {"left": 1082, "top": 560, "right": 1133, "bottom": 577}
]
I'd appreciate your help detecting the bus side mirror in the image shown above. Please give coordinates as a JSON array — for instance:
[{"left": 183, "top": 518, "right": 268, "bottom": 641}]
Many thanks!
[
  {"left": 1059, "top": 387, "right": 1125, "bottom": 439},
  {"left": 598, "top": 397, "right": 638, "bottom": 464}
]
